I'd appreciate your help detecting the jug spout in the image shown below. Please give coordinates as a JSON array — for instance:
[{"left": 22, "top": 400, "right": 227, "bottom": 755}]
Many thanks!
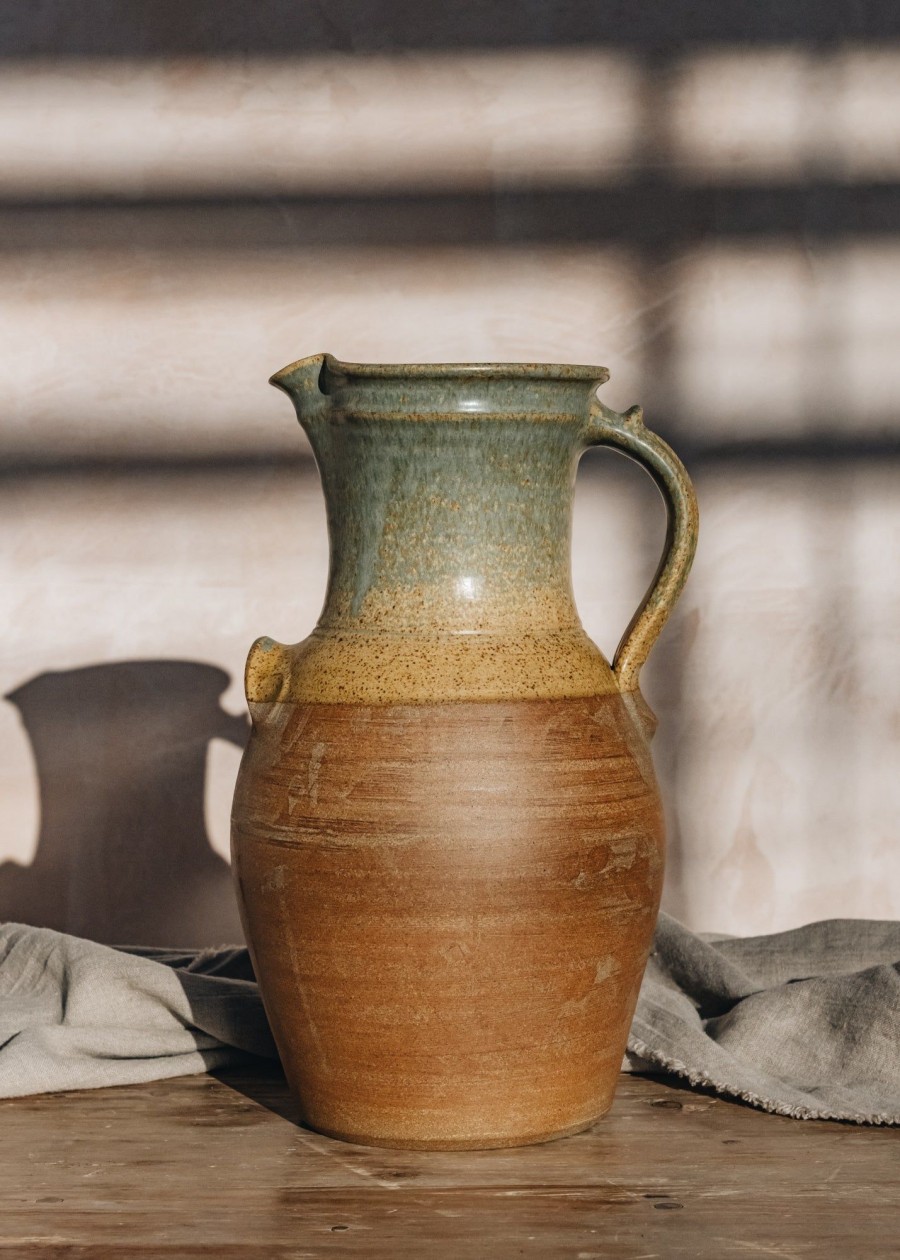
[{"left": 269, "top": 353, "right": 330, "bottom": 430}]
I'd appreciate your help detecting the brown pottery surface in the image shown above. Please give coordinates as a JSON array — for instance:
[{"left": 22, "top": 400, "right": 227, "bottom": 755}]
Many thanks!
[{"left": 231, "top": 354, "right": 698, "bottom": 1149}]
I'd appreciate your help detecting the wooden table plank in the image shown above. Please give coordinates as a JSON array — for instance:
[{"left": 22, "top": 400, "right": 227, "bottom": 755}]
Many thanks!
[{"left": 1, "top": 1066, "right": 897, "bottom": 1258}]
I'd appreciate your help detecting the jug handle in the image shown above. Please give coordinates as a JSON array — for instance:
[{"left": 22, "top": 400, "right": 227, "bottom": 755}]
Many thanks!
[{"left": 583, "top": 398, "right": 699, "bottom": 694}]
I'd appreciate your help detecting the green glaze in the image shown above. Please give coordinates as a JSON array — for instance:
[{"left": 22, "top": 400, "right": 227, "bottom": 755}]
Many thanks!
[{"left": 247, "top": 354, "right": 698, "bottom": 707}]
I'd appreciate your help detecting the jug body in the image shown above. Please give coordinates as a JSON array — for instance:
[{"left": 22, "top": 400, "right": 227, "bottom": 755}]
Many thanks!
[{"left": 231, "top": 355, "right": 697, "bottom": 1149}]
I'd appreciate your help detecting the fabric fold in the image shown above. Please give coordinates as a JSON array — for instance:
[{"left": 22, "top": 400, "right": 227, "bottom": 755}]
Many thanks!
[{"left": 625, "top": 913, "right": 900, "bottom": 1123}]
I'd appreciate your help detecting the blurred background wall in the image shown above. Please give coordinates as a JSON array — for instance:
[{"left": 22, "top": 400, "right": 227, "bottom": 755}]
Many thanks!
[{"left": 1, "top": 2, "right": 898, "bottom": 945}]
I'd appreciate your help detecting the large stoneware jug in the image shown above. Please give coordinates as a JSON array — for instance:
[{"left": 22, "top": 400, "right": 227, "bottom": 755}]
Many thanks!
[{"left": 232, "top": 355, "right": 698, "bottom": 1149}]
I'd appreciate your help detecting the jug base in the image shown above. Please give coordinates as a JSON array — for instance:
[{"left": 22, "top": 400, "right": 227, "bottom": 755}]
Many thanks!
[{"left": 304, "top": 1109, "right": 612, "bottom": 1152}]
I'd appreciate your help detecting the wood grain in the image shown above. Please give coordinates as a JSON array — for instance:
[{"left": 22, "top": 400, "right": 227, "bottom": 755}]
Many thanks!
[
  {"left": 1, "top": 1068, "right": 896, "bottom": 1258},
  {"left": 232, "top": 695, "right": 663, "bottom": 1148}
]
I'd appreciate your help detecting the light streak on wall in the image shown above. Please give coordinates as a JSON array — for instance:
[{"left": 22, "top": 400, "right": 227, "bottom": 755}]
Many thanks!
[
  {"left": 668, "top": 48, "right": 900, "bottom": 180},
  {"left": 0, "top": 53, "right": 640, "bottom": 195}
]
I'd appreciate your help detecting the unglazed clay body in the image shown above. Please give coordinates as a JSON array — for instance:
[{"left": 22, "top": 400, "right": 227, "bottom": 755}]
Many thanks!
[{"left": 231, "top": 355, "right": 698, "bottom": 1149}]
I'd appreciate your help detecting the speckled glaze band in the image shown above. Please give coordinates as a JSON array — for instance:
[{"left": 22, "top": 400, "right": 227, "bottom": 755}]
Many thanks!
[
  {"left": 232, "top": 354, "right": 698, "bottom": 1150},
  {"left": 246, "top": 353, "right": 698, "bottom": 707}
]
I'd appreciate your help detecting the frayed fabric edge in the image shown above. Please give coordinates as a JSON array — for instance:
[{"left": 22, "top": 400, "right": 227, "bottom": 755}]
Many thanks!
[{"left": 626, "top": 1034, "right": 900, "bottom": 1127}]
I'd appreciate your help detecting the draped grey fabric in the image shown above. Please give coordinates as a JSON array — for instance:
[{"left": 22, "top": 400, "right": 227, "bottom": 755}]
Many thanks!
[
  {"left": 1, "top": 915, "right": 898, "bottom": 1122},
  {"left": 625, "top": 913, "right": 900, "bottom": 1124},
  {"left": 0, "top": 924, "right": 275, "bottom": 1098}
]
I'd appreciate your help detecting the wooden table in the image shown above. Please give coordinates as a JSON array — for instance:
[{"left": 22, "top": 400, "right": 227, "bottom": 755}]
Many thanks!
[{"left": 2, "top": 1066, "right": 896, "bottom": 1258}]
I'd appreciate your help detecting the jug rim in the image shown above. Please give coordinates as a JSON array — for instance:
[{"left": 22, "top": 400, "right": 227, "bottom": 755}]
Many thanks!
[{"left": 271, "top": 353, "right": 610, "bottom": 388}]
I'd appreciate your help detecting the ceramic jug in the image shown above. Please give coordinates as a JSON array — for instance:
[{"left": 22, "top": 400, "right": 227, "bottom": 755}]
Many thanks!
[{"left": 231, "top": 354, "right": 698, "bottom": 1150}]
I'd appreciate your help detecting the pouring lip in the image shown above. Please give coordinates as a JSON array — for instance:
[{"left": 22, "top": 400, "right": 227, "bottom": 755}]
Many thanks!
[{"left": 270, "top": 353, "right": 610, "bottom": 388}]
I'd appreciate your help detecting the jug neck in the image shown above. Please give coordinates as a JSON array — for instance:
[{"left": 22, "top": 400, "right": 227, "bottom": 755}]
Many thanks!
[
  {"left": 271, "top": 357, "right": 610, "bottom": 638},
  {"left": 321, "top": 417, "right": 585, "bottom": 635}
]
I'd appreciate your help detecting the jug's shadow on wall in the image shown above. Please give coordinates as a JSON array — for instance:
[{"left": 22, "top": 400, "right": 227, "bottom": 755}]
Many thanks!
[{"left": 1, "top": 661, "right": 248, "bottom": 947}]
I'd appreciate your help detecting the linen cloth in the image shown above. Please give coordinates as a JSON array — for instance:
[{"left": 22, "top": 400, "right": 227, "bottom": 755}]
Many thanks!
[
  {"left": 0, "top": 926, "right": 276, "bottom": 1098},
  {"left": 1, "top": 914, "right": 898, "bottom": 1123},
  {"left": 624, "top": 913, "right": 900, "bottom": 1124}
]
